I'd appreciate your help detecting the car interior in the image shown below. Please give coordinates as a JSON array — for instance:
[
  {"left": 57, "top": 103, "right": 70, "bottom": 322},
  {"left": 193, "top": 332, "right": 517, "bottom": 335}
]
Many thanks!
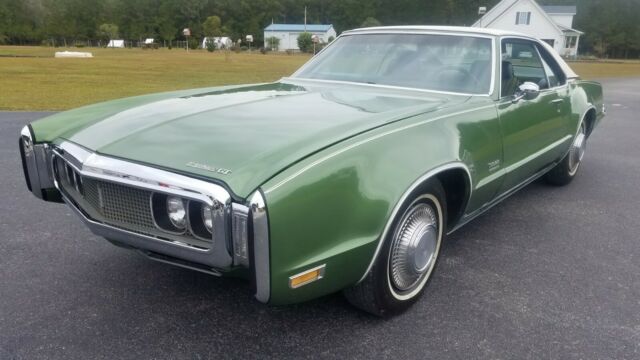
[{"left": 500, "top": 40, "right": 567, "bottom": 98}]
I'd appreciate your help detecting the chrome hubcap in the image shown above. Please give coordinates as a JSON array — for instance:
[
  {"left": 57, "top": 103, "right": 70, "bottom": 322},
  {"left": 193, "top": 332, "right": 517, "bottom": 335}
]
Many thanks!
[
  {"left": 569, "top": 123, "right": 586, "bottom": 174},
  {"left": 390, "top": 203, "right": 439, "bottom": 291}
]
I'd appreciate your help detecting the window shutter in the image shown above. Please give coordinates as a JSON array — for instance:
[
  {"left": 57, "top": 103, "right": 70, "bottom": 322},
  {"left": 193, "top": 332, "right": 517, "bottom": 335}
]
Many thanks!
[{"left": 526, "top": 12, "right": 531, "bottom": 25}]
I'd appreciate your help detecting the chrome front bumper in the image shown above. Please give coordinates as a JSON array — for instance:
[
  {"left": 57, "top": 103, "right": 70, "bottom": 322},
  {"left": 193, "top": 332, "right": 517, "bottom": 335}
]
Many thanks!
[
  {"left": 19, "top": 127, "right": 271, "bottom": 303},
  {"left": 20, "top": 126, "right": 56, "bottom": 200}
]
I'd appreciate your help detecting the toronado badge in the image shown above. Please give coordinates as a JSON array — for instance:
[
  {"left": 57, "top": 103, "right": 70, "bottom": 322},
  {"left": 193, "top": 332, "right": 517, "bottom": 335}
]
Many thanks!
[{"left": 186, "top": 161, "right": 232, "bottom": 175}]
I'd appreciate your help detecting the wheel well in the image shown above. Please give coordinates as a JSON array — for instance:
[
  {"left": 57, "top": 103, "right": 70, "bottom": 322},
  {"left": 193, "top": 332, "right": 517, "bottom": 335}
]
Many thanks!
[
  {"left": 584, "top": 107, "right": 597, "bottom": 137},
  {"left": 435, "top": 168, "right": 470, "bottom": 230}
]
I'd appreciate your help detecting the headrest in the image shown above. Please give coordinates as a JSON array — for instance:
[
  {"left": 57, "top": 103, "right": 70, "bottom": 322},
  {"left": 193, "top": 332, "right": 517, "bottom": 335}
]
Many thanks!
[{"left": 502, "top": 61, "right": 514, "bottom": 80}]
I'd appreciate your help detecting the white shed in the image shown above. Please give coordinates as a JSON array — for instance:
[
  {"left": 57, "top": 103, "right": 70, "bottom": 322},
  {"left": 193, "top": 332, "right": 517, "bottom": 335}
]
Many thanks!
[
  {"left": 107, "top": 39, "right": 125, "bottom": 48},
  {"left": 263, "top": 24, "right": 337, "bottom": 51},
  {"left": 472, "top": 0, "right": 583, "bottom": 58},
  {"left": 201, "top": 37, "right": 233, "bottom": 49}
]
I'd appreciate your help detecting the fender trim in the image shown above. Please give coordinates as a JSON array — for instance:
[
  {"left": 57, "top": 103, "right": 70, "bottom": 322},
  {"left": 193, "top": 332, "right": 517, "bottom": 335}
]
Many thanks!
[{"left": 356, "top": 162, "right": 472, "bottom": 284}]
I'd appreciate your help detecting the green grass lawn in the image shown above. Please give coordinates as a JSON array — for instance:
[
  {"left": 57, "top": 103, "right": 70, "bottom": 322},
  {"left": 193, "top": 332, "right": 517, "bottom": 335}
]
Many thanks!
[
  {"left": 568, "top": 60, "right": 640, "bottom": 80},
  {"left": 0, "top": 46, "right": 310, "bottom": 111},
  {"left": 1, "top": 46, "right": 639, "bottom": 111}
]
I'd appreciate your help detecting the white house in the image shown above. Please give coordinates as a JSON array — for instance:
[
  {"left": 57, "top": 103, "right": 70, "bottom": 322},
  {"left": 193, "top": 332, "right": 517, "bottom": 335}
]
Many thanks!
[
  {"left": 472, "top": 0, "right": 583, "bottom": 57},
  {"left": 263, "top": 24, "right": 337, "bottom": 51}
]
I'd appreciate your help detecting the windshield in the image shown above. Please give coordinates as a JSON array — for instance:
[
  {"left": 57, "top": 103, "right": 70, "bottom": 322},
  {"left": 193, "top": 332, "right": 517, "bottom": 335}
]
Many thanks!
[{"left": 294, "top": 33, "right": 493, "bottom": 94}]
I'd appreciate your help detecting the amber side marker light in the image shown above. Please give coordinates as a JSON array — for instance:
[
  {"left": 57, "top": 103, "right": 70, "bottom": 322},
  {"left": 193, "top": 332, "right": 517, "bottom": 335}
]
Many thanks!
[{"left": 289, "top": 264, "right": 326, "bottom": 289}]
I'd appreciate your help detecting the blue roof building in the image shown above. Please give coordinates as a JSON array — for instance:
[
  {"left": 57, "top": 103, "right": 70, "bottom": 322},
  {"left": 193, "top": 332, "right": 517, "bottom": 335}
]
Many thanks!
[{"left": 264, "top": 23, "right": 337, "bottom": 51}]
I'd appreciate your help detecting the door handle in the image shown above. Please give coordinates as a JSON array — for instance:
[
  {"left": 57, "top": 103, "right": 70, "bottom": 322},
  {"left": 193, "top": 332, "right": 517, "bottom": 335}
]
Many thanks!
[{"left": 550, "top": 99, "right": 564, "bottom": 104}]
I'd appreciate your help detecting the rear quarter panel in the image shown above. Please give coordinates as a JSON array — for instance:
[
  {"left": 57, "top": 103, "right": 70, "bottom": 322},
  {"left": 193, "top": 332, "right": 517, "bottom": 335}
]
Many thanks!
[{"left": 571, "top": 80, "right": 605, "bottom": 133}]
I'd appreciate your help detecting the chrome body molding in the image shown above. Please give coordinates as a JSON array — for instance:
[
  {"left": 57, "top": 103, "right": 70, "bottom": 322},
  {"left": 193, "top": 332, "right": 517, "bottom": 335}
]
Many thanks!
[
  {"left": 51, "top": 140, "right": 234, "bottom": 268},
  {"left": 450, "top": 161, "right": 558, "bottom": 234},
  {"left": 357, "top": 162, "right": 472, "bottom": 284},
  {"left": 250, "top": 191, "right": 271, "bottom": 303},
  {"left": 55, "top": 141, "right": 231, "bottom": 207},
  {"left": 62, "top": 192, "right": 229, "bottom": 268}
]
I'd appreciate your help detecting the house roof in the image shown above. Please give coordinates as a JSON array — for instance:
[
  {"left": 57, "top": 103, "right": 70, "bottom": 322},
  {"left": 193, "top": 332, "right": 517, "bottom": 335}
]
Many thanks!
[
  {"left": 541, "top": 5, "right": 577, "bottom": 14},
  {"left": 264, "top": 24, "right": 333, "bottom": 32},
  {"left": 558, "top": 24, "right": 584, "bottom": 34}
]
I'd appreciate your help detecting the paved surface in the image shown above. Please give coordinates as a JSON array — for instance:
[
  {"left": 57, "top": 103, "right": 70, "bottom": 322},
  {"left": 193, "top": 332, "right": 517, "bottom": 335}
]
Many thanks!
[{"left": 1, "top": 78, "right": 639, "bottom": 359}]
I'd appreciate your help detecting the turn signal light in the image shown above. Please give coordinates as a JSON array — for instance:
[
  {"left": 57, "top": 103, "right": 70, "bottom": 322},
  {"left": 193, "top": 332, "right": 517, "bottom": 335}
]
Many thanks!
[{"left": 289, "top": 264, "right": 326, "bottom": 289}]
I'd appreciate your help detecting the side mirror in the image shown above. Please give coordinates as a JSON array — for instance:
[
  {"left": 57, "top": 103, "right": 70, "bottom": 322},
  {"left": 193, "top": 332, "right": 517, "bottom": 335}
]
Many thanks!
[{"left": 512, "top": 82, "right": 540, "bottom": 103}]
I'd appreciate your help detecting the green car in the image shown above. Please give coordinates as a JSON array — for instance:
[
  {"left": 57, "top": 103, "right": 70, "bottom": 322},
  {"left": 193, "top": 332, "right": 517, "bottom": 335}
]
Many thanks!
[{"left": 20, "top": 26, "right": 604, "bottom": 316}]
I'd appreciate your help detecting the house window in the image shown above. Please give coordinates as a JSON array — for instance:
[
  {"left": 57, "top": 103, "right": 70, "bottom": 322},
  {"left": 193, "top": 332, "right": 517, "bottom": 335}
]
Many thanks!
[
  {"left": 542, "top": 39, "right": 555, "bottom": 47},
  {"left": 515, "top": 11, "right": 531, "bottom": 25},
  {"left": 565, "top": 36, "right": 577, "bottom": 49}
]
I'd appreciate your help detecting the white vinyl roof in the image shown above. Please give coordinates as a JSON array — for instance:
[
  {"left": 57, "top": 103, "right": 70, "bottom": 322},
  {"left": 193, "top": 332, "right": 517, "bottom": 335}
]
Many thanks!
[{"left": 345, "top": 26, "right": 533, "bottom": 37}]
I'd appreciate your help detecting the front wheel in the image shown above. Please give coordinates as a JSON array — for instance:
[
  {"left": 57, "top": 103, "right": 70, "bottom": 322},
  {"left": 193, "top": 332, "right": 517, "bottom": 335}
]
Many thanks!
[
  {"left": 545, "top": 122, "right": 587, "bottom": 186},
  {"left": 344, "top": 179, "right": 446, "bottom": 317}
]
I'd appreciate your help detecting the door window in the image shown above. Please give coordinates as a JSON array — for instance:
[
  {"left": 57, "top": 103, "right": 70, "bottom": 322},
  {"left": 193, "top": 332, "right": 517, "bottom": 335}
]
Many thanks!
[
  {"left": 535, "top": 44, "right": 567, "bottom": 88},
  {"left": 501, "top": 39, "right": 546, "bottom": 97}
]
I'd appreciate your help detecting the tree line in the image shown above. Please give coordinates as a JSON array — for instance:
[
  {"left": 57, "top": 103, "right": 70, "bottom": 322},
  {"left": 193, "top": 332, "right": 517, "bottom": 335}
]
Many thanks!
[{"left": 0, "top": 0, "right": 638, "bottom": 58}]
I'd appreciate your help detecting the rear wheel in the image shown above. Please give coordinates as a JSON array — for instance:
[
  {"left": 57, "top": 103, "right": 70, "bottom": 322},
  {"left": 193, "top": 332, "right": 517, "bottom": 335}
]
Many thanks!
[
  {"left": 545, "top": 122, "right": 587, "bottom": 186},
  {"left": 344, "top": 179, "right": 446, "bottom": 317}
]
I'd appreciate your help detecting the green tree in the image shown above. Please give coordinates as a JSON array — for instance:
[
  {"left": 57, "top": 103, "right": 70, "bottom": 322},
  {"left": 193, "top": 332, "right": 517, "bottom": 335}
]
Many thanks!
[
  {"left": 266, "top": 35, "right": 280, "bottom": 50},
  {"left": 202, "top": 15, "right": 222, "bottom": 37},
  {"left": 360, "top": 17, "right": 381, "bottom": 27},
  {"left": 98, "top": 23, "right": 119, "bottom": 41},
  {"left": 297, "top": 32, "right": 312, "bottom": 53}
]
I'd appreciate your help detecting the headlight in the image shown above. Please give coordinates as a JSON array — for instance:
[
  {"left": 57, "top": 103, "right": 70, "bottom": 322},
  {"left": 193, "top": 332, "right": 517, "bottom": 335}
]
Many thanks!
[
  {"left": 152, "top": 193, "right": 213, "bottom": 239},
  {"left": 202, "top": 205, "right": 213, "bottom": 232},
  {"left": 166, "top": 196, "right": 187, "bottom": 229}
]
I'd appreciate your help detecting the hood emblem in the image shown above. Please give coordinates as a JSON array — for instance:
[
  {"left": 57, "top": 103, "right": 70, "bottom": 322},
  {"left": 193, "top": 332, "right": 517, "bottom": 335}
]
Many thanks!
[{"left": 186, "top": 161, "right": 232, "bottom": 175}]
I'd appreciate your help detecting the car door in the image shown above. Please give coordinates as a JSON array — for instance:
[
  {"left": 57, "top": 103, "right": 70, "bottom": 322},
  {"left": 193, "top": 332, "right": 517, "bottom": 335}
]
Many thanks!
[{"left": 496, "top": 38, "right": 571, "bottom": 194}]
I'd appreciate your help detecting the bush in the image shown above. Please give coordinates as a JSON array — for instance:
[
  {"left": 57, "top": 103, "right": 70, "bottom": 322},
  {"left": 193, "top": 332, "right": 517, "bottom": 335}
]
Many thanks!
[
  {"left": 240, "top": 45, "right": 248, "bottom": 51},
  {"left": 188, "top": 38, "right": 199, "bottom": 50},
  {"left": 315, "top": 42, "right": 327, "bottom": 53},
  {"left": 297, "top": 32, "right": 313, "bottom": 53},
  {"left": 266, "top": 36, "right": 280, "bottom": 51},
  {"left": 205, "top": 38, "right": 217, "bottom": 52},
  {"left": 0, "top": 34, "right": 8, "bottom": 45},
  {"left": 328, "top": 36, "right": 335, "bottom": 43}
]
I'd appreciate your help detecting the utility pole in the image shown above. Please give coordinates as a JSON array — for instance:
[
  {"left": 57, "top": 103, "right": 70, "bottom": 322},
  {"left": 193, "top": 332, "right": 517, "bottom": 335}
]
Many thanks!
[{"left": 304, "top": 6, "right": 307, "bottom": 32}]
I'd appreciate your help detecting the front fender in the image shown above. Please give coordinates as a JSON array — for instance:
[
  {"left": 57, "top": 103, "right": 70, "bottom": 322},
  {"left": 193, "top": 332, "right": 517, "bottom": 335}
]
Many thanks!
[{"left": 260, "top": 98, "right": 501, "bottom": 305}]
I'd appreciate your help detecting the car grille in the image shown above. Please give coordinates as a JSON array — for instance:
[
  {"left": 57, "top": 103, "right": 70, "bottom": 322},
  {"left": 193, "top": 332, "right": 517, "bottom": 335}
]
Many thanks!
[
  {"left": 83, "top": 178, "right": 156, "bottom": 233},
  {"left": 53, "top": 155, "right": 211, "bottom": 249}
]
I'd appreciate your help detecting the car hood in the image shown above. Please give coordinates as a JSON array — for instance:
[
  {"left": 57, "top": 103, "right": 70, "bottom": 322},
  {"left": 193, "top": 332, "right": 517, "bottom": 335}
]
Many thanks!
[{"left": 39, "top": 81, "right": 468, "bottom": 198}]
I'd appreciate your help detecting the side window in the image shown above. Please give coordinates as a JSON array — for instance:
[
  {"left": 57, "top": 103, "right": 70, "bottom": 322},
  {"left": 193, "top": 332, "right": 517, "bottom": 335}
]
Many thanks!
[
  {"left": 501, "top": 39, "right": 546, "bottom": 97},
  {"left": 536, "top": 44, "right": 567, "bottom": 88}
]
